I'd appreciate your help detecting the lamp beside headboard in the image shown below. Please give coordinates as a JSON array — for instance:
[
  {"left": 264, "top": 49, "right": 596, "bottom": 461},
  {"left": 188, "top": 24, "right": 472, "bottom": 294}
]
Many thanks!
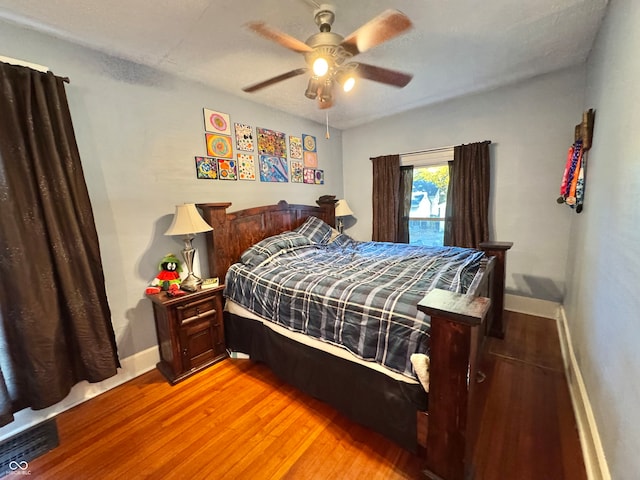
[{"left": 197, "top": 197, "right": 336, "bottom": 282}]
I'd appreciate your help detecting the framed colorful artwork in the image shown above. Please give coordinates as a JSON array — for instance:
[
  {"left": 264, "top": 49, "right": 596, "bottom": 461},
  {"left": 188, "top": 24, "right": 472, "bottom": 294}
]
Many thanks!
[
  {"left": 203, "top": 109, "right": 231, "bottom": 135},
  {"left": 289, "top": 136, "right": 303, "bottom": 159},
  {"left": 303, "top": 151, "right": 318, "bottom": 168},
  {"left": 257, "top": 127, "right": 287, "bottom": 158},
  {"left": 206, "top": 133, "right": 233, "bottom": 159},
  {"left": 234, "top": 123, "right": 254, "bottom": 152},
  {"left": 290, "top": 161, "right": 303, "bottom": 183},
  {"left": 315, "top": 169, "right": 325, "bottom": 185},
  {"left": 195, "top": 156, "right": 218, "bottom": 180},
  {"left": 303, "top": 168, "right": 316, "bottom": 184},
  {"left": 218, "top": 158, "right": 237, "bottom": 180},
  {"left": 302, "top": 134, "right": 316, "bottom": 152},
  {"left": 259, "top": 155, "right": 289, "bottom": 182},
  {"left": 237, "top": 153, "right": 256, "bottom": 181}
]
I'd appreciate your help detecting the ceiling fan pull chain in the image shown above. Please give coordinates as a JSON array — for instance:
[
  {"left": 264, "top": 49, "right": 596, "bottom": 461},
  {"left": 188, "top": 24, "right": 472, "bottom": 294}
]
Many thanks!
[{"left": 325, "top": 111, "right": 330, "bottom": 139}]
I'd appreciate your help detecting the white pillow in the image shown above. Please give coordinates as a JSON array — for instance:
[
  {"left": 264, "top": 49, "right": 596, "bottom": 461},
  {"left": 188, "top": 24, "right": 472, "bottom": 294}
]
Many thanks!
[{"left": 410, "top": 353, "right": 430, "bottom": 392}]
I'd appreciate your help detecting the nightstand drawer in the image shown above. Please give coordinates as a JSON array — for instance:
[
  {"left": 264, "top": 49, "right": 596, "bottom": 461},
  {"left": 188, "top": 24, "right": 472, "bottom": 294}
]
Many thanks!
[{"left": 176, "top": 297, "right": 217, "bottom": 324}]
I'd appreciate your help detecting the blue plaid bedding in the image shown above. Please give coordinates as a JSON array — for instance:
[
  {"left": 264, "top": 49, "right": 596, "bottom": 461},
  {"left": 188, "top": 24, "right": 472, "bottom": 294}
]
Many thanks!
[{"left": 224, "top": 234, "right": 484, "bottom": 379}]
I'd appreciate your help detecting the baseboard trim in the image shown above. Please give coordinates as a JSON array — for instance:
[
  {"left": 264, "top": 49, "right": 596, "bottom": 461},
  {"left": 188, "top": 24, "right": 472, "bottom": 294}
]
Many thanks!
[
  {"left": 0, "top": 346, "right": 159, "bottom": 443},
  {"left": 556, "top": 307, "right": 610, "bottom": 480},
  {"left": 504, "top": 293, "right": 560, "bottom": 319}
]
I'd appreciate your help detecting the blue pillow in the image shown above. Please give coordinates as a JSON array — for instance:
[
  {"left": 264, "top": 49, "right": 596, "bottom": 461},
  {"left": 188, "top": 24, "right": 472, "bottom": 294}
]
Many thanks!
[
  {"left": 330, "top": 232, "right": 356, "bottom": 247},
  {"left": 294, "top": 216, "right": 333, "bottom": 244},
  {"left": 240, "top": 231, "right": 312, "bottom": 267}
]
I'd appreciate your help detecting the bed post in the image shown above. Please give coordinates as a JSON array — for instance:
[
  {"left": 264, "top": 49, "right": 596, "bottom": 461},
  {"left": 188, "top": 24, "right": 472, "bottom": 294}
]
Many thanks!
[
  {"left": 478, "top": 241, "right": 513, "bottom": 338},
  {"left": 316, "top": 195, "right": 337, "bottom": 227},
  {"left": 417, "top": 289, "right": 491, "bottom": 480},
  {"left": 197, "top": 202, "right": 232, "bottom": 280}
]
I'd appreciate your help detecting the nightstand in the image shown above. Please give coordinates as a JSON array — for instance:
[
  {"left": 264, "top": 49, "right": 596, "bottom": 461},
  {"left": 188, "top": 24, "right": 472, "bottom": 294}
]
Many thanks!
[{"left": 148, "top": 285, "right": 227, "bottom": 384}]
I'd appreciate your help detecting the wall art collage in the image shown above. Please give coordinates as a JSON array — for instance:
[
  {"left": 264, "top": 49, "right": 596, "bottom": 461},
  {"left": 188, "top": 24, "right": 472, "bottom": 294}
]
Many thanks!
[{"left": 195, "top": 108, "right": 324, "bottom": 184}]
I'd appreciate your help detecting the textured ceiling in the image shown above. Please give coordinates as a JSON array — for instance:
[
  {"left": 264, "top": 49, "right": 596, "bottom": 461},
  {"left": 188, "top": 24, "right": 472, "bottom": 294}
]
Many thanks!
[{"left": 0, "top": 0, "right": 608, "bottom": 129}]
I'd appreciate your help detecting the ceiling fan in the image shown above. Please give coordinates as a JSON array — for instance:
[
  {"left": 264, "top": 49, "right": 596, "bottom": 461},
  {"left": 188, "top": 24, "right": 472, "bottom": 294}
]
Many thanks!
[{"left": 242, "top": 4, "right": 414, "bottom": 109}]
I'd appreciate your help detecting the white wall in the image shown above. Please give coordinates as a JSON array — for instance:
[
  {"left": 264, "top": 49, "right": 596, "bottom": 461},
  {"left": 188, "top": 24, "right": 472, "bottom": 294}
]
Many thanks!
[
  {"left": 564, "top": 1, "right": 640, "bottom": 477},
  {"left": 0, "top": 20, "right": 343, "bottom": 360},
  {"left": 342, "top": 68, "right": 586, "bottom": 301}
]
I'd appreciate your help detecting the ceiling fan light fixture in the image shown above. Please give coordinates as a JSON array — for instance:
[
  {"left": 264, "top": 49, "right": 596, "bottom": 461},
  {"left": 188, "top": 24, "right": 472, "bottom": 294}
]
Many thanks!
[
  {"left": 342, "top": 76, "right": 356, "bottom": 92},
  {"left": 318, "top": 81, "right": 333, "bottom": 103},
  {"left": 305, "top": 77, "right": 321, "bottom": 99},
  {"left": 242, "top": 7, "right": 414, "bottom": 111},
  {"left": 312, "top": 57, "right": 329, "bottom": 77},
  {"left": 335, "top": 68, "right": 356, "bottom": 93}
]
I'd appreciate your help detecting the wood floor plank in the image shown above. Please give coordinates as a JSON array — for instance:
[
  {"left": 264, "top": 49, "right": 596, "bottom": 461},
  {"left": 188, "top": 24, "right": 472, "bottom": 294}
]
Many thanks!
[
  {"left": 16, "top": 310, "right": 586, "bottom": 480},
  {"left": 488, "top": 311, "right": 564, "bottom": 371},
  {"left": 472, "top": 311, "right": 586, "bottom": 480}
]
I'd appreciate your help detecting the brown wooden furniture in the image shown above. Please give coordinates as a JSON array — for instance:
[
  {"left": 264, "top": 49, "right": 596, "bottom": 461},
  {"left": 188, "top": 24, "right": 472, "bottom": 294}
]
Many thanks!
[
  {"left": 418, "top": 290, "right": 490, "bottom": 480},
  {"left": 197, "top": 198, "right": 336, "bottom": 282},
  {"left": 197, "top": 199, "right": 507, "bottom": 480},
  {"left": 148, "top": 286, "right": 227, "bottom": 384},
  {"left": 478, "top": 241, "right": 513, "bottom": 338}
]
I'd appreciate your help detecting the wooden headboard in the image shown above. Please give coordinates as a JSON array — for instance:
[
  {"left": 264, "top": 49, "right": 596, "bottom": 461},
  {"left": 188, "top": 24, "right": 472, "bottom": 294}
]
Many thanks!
[{"left": 197, "top": 198, "right": 336, "bottom": 282}]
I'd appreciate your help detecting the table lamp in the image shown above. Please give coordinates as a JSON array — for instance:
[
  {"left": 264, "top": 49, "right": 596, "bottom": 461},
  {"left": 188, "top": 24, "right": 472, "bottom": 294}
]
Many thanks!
[
  {"left": 335, "top": 199, "right": 354, "bottom": 233},
  {"left": 164, "top": 203, "right": 213, "bottom": 291}
]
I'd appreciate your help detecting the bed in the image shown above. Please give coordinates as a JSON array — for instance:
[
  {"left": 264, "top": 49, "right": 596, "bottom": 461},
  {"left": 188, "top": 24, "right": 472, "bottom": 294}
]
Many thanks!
[{"left": 198, "top": 198, "right": 506, "bottom": 480}]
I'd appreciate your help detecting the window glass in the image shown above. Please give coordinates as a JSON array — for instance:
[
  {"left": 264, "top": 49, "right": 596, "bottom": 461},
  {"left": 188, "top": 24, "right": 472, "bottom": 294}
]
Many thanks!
[{"left": 409, "top": 165, "right": 449, "bottom": 246}]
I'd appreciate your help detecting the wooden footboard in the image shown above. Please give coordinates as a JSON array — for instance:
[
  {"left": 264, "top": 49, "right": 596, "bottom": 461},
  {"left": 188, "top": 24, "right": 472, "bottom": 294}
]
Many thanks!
[
  {"left": 418, "top": 289, "right": 492, "bottom": 480},
  {"left": 415, "top": 245, "right": 507, "bottom": 480}
]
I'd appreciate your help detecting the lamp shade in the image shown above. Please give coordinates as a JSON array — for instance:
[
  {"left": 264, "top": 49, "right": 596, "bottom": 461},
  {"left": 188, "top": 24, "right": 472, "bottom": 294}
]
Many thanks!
[
  {"left": 164, "top": 204, "right": 213, "bottom": 236},
  {"left": 335, "top": 199, "right": 354, "bottom": 217}
]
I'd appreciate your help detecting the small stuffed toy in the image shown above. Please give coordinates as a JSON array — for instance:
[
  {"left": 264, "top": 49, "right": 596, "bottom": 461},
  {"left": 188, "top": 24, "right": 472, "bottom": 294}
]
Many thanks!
[{"left": 145, "top": 253, "right": 184, "bottom": 295}]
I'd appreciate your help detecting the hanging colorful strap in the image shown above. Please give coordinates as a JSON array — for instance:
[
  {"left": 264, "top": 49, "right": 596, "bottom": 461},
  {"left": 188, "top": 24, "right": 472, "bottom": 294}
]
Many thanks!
[
  {"left": 575, "top": 152, "right": 586, "bottom": 213},
  {"left": 560, "top": 145, "right": 574, "bottom": 196},
  {"left": 563, "top": 140, "right": 582, "bottom": 198},
  {"left": 565, "top": 149, "right": 582, "bottom": 206}
]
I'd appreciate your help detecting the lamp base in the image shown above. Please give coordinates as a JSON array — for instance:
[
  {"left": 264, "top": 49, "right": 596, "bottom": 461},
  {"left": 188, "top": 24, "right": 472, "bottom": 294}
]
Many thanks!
[
  {"left": 180, "top": 241, "right": 200, "bottom": 292},
  {"left": 180, "top": 273, "right": 201, "bottom": 292}
]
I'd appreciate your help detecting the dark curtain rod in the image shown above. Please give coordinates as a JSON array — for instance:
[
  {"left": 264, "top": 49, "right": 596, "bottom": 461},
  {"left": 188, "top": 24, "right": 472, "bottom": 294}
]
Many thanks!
[
  {"left": 0, "top": 59, "right": 70, "bottom": 83},
  {"left": 400, "top": 145, "right": 455, "bottom": 156},
  {"left": 400, "top": 140, "right": 491, "bottom": 157}
]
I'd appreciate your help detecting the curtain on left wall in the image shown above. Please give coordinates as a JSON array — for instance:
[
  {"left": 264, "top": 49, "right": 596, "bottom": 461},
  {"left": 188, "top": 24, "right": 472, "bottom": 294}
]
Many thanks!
[{"left": 0, "top": 62, "right": 120, "bottom": 427}]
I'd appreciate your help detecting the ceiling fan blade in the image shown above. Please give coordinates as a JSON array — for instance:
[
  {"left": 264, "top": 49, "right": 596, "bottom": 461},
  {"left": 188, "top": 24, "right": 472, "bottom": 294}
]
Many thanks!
[
  {"left": 246, "top": 21, "right": 313, "bottom": 53},
  {"left": 355, "top": 63, "right": 413, "bottom": 88},
  {"left": 242, "top": 68, "right": 308, "bottom": 93},
  {"left": 340, "top": 9, "right": 413, "bottom": 56}
]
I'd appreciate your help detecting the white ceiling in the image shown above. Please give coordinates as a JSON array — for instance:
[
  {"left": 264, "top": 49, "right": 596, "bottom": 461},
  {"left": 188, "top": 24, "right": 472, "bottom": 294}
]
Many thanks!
[{"left": 0, "top": 0, "right": 608, "bottom": 130}]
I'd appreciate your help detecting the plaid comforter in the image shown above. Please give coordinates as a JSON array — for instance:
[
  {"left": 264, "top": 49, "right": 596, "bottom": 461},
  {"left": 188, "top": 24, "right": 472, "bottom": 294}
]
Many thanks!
[{"left": 224, "top": 234, "right": 484, "bottom": 379}]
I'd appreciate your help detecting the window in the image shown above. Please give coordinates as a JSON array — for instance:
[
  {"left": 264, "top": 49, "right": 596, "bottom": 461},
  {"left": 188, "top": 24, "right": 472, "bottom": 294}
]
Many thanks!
[{"left": 401, "top": 148, "right": 453, "bottom": 246}]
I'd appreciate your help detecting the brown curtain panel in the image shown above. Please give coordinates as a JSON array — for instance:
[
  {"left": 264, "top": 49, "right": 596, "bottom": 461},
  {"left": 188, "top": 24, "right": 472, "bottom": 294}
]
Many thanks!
[
  {"left": 444, "top": 141, "right": 491, "bottom": 248},
  {"left": 0, "top": 62, "right": 119, "bottom": 426},
  {"left": 371, "top": 154, "right": 407, "bottom": 242},
  {"left": 397, "top": 165, "right": 414, "bottom": 243}
]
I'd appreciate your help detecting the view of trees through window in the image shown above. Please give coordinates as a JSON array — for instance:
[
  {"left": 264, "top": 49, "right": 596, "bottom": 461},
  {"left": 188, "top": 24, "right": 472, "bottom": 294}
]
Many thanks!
[{"left": 409, "top": 164, "right": 449, "bottom": 246}]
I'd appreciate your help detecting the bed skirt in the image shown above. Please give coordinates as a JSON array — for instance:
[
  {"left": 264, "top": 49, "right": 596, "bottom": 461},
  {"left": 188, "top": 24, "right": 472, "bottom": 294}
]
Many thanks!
[{"left": 224, "top": 311, "right": 428, "bottom": 452}]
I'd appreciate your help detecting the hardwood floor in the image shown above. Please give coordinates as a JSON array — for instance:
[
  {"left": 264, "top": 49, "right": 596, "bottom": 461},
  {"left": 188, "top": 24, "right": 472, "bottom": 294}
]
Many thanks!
[
  {"left": 471, "top": 312, "right": 586, "bottom": 480},
  {"left": 16, "top": 311, "right": 586, "bottom": 479}
]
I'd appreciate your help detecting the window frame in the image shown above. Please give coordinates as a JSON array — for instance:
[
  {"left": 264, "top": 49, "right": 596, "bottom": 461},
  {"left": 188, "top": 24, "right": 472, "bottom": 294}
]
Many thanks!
[{"left": 401, "top": 148, "right": 453, "bottom": 246}]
